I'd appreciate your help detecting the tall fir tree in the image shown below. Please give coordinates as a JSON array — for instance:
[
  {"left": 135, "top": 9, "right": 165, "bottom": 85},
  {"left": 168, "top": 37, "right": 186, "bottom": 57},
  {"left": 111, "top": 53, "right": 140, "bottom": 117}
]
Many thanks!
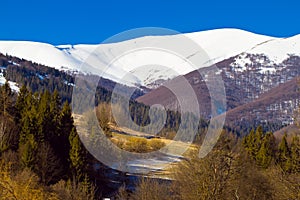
[
  {"left": 0, "top": 83, "right": 18, "bottom": 153},
  {"left": 0, "top": 81, "right": 13, "bottom": 116},
  {"left": 69, "top": 127, "right": 86, "bottom": 181},
  {"left": 254, "top": 125, "right": 264, "bottom": 154},
  {"left": 58, "top": 101, "right": 75, "bottom": 174},
  {"left": 36, "top": 91, "right": 51, "bottom": 143},
  {"left": 19, "top": 134, "right": 37, "bottom": 170},
  {"left": 15, "top": 85, "right": 29, "bottom": 119},
  {"left": 256, "top": 132, "right": 275, "bottom": 168},
  {"left": 277, "top": 133, "right": 291, "bottom": 172},
  {"left": 19, "top": 91, "right": 38, "bottom": 145},
  {"left": 49, "top": 89, "right": 62, "bottom": 139},
  {"left": 290, "top": 135, "right": 300, "bottom": 173},
  {"left": 243, "top": 128, "right": 259, "bottom": 159}
]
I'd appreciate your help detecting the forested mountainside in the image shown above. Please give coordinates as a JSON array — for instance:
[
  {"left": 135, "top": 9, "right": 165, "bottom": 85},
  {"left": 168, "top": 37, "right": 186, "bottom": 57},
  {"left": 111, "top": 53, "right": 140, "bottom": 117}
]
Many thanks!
[
  {"left": 0, "top": 53, "right": 189, "bottom": 134},
  {"left": 138, "top": 54, "right": 300, "bottom": 133},
  {"left": 0, "top": 53, "right": 145, "bottom": 102},
  {"left": 2, "top": 48, "right": 300, "bottom": 135}
]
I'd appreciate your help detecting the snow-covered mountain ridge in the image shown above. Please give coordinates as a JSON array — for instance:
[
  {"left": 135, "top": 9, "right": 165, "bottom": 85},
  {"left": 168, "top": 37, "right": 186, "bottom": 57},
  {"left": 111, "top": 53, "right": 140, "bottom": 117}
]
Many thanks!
[{"left": 0, "top": 28, "right": 299, "bottom": 88}]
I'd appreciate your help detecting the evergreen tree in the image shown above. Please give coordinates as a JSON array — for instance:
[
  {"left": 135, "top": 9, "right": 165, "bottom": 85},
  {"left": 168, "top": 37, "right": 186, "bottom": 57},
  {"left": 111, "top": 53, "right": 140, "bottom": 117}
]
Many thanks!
[
  {"left": 277, "top": 133, "right": 291, "bottom": 172},
  {"left": 48, "top": 89, "right": 62, "bottom": 140},
  {"left": 19, "top": 92, "right": 38, "bottom": 144},
  {"left": 50, "top": 89, "right": 61, "bottom": 120},
  {"left": 14, "top": 85, "right": 29, "bottom": 148},
  {"left": 19, "top": 134, "right": 37, "bottom": 170},
  {"left": 36, "top": 91, "right": 51, "bottom": 143},
  {"left": 15, "top": 85, "right": 29, "bottom": 121},
  {"left": 290, "top": 136, "right": 300, "bottom": 173},
  {"left": 254, "top": 125, "right": 264, "bottom": 155},
  {"left": 0, "top": 83, "right": 18, "bottom": 153},
  {"left": 243, "top": 129, "right": 256, "bottom": 158},
  {"left": 0, "top": 81, "right": 13, "bottom": 116},
  {"left": 256, "top": 132, "right": 275, "bottom": 168},
  {"left": 69, "top": 128, "right": 86, "bottom": 181},
  {"left": 61, "top": 101, "right": 74, "bottom": 133},
  {"left": 58, "top": 101, "right": 74, "bottom": 173}
]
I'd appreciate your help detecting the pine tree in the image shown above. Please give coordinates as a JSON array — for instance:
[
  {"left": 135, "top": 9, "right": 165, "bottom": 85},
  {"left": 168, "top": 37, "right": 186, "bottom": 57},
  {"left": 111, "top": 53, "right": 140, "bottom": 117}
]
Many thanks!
[
  {"left": 277, "top": 133, "right": 291, "bottom": 172},
  {"left": 290, "top": 136, "right": 300, "bottom": 173},
  {"left": 61, "top": 101, "right": 74, "bottom": 134},
  {"left": 243, "top": 129, "right": 256, "bottom": 158},
  {"left": 254, "top": 126, "right": 263, "bottom": 154},
  {"left": 0, "top": 83, "right": 18, "bottom": 153},
  {"left": 19, "top": 134, "right": 37, "bottom": 170},
  {"left": 36, "top": 91, "right": 51, "bottom": 143},
  {"left": 58, "top": 101, "right": 74, "bottom": 172},
  {"left": 50, "top": 89, "right": 61, "bottom": 121},
  {"left": 256, "top": 132, "right": 275, "bottom": 168},
  {"left": 69, "top": 128, "right": 86, "bottom": 181},
  {"left": 80, "top": 174, "right": 95, "bottom": 199},
  {"left": 0, "top": 81, "right": 13, "bottom": 116},
  {"left": 48, "top": 89, "right": 62, "bottom": 140},
  {"left": 15, "top": 85, "right": 29, "bottom": 122},
  {"left": 19, "top": 92, "right": 38, "bottom": 145}
]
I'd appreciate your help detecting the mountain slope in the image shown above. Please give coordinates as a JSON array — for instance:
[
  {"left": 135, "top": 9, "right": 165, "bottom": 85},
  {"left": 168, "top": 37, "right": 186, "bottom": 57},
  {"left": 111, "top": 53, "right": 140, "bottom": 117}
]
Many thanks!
[
  {"left": 248, "top": 34, "right": 300, "bottom": 63},
  {"left": 137, "top": 49, "right": 300, "bottom": 132},
  {"left": 230, "top": 34, "right": 300, "bottom": 71},
  {"left": 1, "top": 28, "right": 300, "bottom": 133},
  {"left": 222, "top": 77, "right": 300, "bottom": 133},
  {"left": 0, "top": 41, "right": 81, "bottom": 71},
  {"left": 0, "top": 28, "right": 276, "bottom": 88}
]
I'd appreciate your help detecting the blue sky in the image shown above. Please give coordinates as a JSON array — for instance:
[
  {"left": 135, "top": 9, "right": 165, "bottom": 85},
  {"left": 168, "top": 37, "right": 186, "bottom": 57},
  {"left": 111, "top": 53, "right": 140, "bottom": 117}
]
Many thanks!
[{"left": 1, "top": 0, "right": 300, "bottom": 45}]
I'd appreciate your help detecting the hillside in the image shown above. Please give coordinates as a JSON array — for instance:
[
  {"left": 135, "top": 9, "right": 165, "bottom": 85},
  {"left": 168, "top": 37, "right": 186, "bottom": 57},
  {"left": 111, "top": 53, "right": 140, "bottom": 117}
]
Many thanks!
[
  {"left": 0, "top": 28, "right": 278, "bottom": 88},
  {"left": 221, "top": 77, "right": 300, "bottom": 133},
  {"left": 137, "top": 54, "right": 300, "bottom": 132}
]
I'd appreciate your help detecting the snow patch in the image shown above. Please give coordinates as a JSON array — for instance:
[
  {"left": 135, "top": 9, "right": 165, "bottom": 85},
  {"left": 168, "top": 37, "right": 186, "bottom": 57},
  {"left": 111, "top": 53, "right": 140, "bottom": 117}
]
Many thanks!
[
  {"left": 248, "top": 34, "right": 300, "bottom": 64},
  {"left": 36, "top": 73, "right": 45, "bottom": 80},
  {"left": 259, "top": 67, "right": 276, "bottom": 74},
  {"left": 230, "top": 53, "right": 251, "bottom": 72},
  {"left": 8, "top": 60, "right": 20, "bottom": 66},
  {"left": 0, "top": 72, "right": 19, "bottom": 92},
  {"left": 64, "top": 80, "right": 75, "bottom": 86}
]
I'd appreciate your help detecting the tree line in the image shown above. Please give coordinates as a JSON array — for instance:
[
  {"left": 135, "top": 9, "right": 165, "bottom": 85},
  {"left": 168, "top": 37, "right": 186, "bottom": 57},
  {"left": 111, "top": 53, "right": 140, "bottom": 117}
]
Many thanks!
[{"left": 243, "top": 125, "right": 300, "bottom": 172}]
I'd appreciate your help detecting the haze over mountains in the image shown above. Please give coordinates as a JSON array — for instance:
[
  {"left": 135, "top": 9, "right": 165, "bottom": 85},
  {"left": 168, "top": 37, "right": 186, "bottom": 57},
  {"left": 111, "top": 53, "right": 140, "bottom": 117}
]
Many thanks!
[{"left": 1, "top": 28, "right": 300, "bottom": 133}]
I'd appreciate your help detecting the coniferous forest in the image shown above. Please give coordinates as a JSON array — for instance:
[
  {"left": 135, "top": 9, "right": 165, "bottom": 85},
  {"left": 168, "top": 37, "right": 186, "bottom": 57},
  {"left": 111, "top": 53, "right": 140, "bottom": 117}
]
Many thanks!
[{"left": 0, "top": 83, "right": 97, "bottom": 199}]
